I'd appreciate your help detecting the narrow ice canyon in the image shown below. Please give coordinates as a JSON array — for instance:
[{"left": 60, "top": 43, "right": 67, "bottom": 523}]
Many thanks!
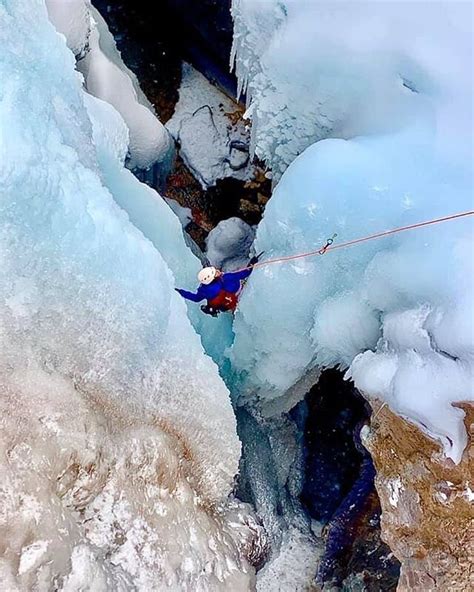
[{"left": 1, "top": 0, "right": 472, "bottom": 590}]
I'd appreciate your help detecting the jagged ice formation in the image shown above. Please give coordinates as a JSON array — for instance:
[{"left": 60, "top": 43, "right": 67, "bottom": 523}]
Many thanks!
[
  {"left": 229, "top": 0, "right": 473, "bottom": 462},
  {"left": 46, "top": 0, "right": 172, "bottom": 169},
  {"left": 0, "top": 0, "right": 261, "bottom": 588}
]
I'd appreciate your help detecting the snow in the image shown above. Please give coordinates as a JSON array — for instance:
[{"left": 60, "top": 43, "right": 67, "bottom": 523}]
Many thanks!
[
  {"left": 387, "top": 478, "right": 403, "bottom": 509},
  {"left": 206, "top": 217, "right": 255, "bottom": 271},
  {"left": 231, "top": 0, "right": 473, "bottom": 180},
  {"left": 46, "top": 0, "right": 172, "bottom": 169},
  {"left": 167, "top": 63, "right": 255, "bottom": 188},
  {"left": 0, "top": 0, "right": 258, "bottom": 587},
  {"left": 45, "top": 0, "right": 90, "bottom": 57},
  {"left": 465, "top": 485, "right": 474, "bottom": 503},
  {"left": 18, "top": 541, "right": 50, "bottom": 575}
]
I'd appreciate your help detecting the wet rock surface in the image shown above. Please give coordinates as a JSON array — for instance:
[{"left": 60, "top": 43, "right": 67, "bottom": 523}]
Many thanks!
[
  {"left": 166, "top": 168, "right": 270, "bottom": 250},
  {"left": 300, "top": 370, "right": 400, "bottom": 589}
]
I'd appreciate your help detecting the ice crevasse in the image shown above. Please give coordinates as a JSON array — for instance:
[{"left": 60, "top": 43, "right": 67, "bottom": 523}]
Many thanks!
[
  {"left": 229, "top": 0, "right": 473, "bottom": 464},
  {"left": 0, "top": 0, "right": 258, "bottom": 589}
]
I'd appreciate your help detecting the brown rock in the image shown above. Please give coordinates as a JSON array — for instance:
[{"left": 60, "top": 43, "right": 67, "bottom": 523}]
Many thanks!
[
  {"left": 239, "top": 198, "right": 260, "bottom": 210},
  {"left": 362, "top": 402, "right": 474, "bottom": 591}
]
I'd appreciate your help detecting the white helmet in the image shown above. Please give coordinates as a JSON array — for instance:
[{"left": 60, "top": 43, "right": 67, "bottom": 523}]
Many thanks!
[{"left": 198, "top": 266, "right": 218, "bottom": 285}]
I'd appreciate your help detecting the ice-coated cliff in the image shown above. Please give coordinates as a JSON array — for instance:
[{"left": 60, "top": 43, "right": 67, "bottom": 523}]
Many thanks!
[
  {"left": 0, "top": 0, "right": 260, "bottom": 588},
  {"left": 229, "top": 0, "right": 473, "bottom": 464}
]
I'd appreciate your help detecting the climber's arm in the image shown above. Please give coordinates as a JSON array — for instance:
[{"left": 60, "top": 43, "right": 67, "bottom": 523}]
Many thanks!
[
  {"left": 222, "top": 268, "right": 252, "bottom": 282},
  {"left": 175, "top": 287, "right": 206, "bottom": 302}
]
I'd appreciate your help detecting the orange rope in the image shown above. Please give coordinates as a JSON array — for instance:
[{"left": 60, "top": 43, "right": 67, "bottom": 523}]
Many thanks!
[{"left": 233, "top": 210, "right": 474, "bottom": 273}]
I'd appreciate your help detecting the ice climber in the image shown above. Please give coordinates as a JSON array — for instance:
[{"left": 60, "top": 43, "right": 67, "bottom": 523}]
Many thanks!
[{"left": 175, "top": 255, "right": 261, "bottom": 316}]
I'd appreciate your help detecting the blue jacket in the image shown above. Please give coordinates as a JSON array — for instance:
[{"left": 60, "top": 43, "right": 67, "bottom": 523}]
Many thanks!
[{"left": 176, "top": 268, "right": 252, "bottom": 302}]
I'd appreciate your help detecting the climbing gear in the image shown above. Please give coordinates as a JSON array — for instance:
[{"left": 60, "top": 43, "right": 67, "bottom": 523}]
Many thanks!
[
  {"left": 200, "top": 292, "right": 238, "bottom": 316},
  {"left": 232, "top": 210, "right": 474, "bottom": 274},
  {"left": 198, "top": 266, "right": 218, "bottom": 285},
  {"left": 202, "top": 253, "right": 264, "bottom": 316},
  {"left": 208, "top": 290, "right": 239, "bottom": 312},
  {"left": 318, "top": 234, "right": 337, "bottom": 255},
  {"left": 238, "top": 251, "right": 265, "bottom": 297},
  {"left": 195, "top": 253, "right": 265, "bottom": 316},
  {"left": 248, "top": 251, "right": 265, "bottom": 266},
  {"left": 201, "top": 304, "right": 220, "bottom": 317}
]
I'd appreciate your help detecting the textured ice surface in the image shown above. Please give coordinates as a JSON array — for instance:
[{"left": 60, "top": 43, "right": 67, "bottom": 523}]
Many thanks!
[
  {"left": 0, "top": 0, "right": 257, "bottom": 587},
  {"left": 230, "top": 131, "right": 473, "bottom": 462},
  {"left": 83, "top": 92, "right": 233, "bottom": 367},
  {"left": 256, "top": 526, "right": 321, "bottom": 592},
  {"left": 229, "top": 0, "right": 473, "bottom": 464},
  {"left": 46, "top": 0, "right": 172, "bottom": 169},
  {"left": 236, "top": 407, "right": 321, "bottom": 591},
  {"left": 0, "top": 368, "right": 258, "bottom": 591},
  {"left": 231, "top": 0, "right": 473, "bottom": 180},
  {"left": 227, "top": 3, "right": 473, "bottom": 587},
  {"left": 167, "top": 63, "right": 255, "bottom": 187}
]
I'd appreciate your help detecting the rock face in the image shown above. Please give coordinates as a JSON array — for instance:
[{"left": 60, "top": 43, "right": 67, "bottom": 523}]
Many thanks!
[{"left": 363, "top": 403, "right": 474, "bottom": 591}]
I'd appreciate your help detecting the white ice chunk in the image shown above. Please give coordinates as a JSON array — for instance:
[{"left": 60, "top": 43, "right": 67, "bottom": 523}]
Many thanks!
[
  {"left": 206, "top": 217, "right": 255, "bottom": 271},
  {"left": 45, "top": 0, "right": 90, "bottom": 57}
]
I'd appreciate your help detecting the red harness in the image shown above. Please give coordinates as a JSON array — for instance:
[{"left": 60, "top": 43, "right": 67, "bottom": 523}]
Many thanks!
[{"left": 208, "top": 290, "right": 238, "bottom": 312}]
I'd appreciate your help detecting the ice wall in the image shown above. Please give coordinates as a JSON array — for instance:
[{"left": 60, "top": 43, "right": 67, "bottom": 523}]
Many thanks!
[
  {"left": 230, "top": 132, "right": 473, "bottom": 461},
  {"left": 48, "top": 2, "right": 233, "bottom": 367},
  {"left": 0, "top": 0, "right": 256, "bottom": 587},
  {"left": 229, "top": 2, "right": 473, "bottom": 463},
  {"left": 46, "top": 0, "right": 172, "bottom": 169},
  {"left": 84, "top": 92, "right": 234, "bottom": 367},
  {"left": 231, "top": 0, "right": 473, "bottom": 180}
]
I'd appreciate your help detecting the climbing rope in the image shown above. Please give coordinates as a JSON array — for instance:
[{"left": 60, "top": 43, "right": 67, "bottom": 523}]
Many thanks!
[{"left": 234, "top": 210, "right": 474, "bottom": 273}]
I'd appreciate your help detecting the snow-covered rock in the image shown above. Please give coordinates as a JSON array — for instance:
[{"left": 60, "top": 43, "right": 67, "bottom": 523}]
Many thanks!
[
  {"left": 167, "top": 63, "right": 255, "bottom": 188},
  {"left": 363, "top": 403, "right": 474, "bottom": 590}
]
